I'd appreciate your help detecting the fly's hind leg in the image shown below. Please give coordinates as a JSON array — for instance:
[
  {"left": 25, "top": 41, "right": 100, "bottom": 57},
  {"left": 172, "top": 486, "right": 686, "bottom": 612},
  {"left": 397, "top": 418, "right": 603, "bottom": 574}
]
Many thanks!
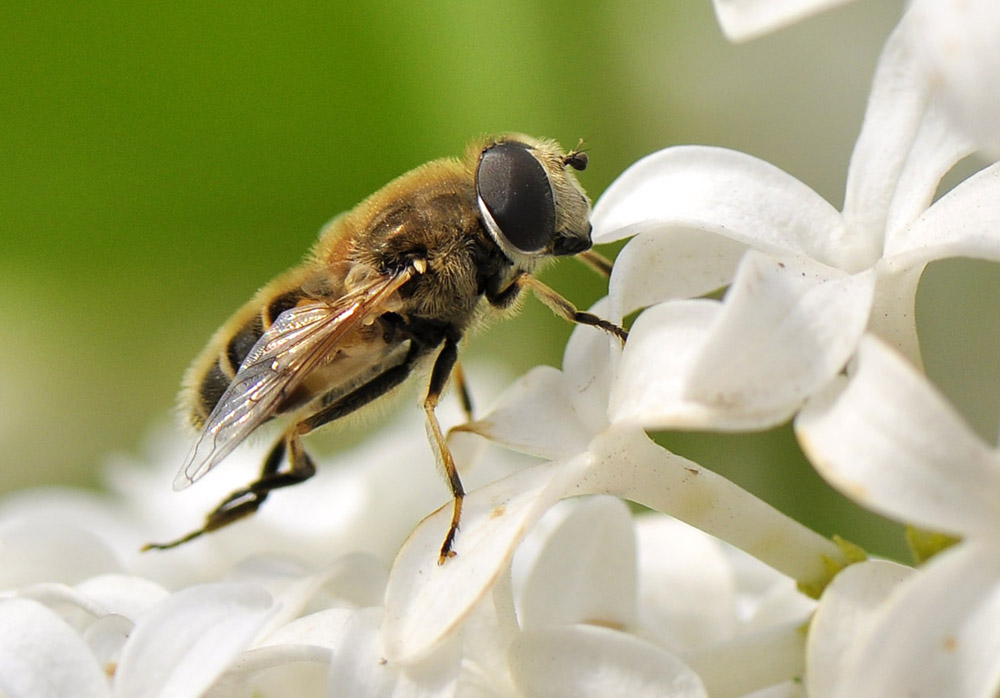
[
  {"left": 145, "top": 347, "right": 421, "bottom": 552},
  {"left": 143, "top": 433, "right": 316, "bottom": 550}
]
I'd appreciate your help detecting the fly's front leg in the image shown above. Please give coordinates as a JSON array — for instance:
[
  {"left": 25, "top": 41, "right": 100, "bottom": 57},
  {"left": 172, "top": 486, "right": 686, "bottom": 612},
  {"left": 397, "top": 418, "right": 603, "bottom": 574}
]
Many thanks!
[
  {"left": 143, "top": 432, "right": 316, "bottom": 550},
  {"left": 489, "top": 272, "right": 628, "bottom": 343},
  {"left": 425, "top": 327, "right": 466, "bottom": 564}
]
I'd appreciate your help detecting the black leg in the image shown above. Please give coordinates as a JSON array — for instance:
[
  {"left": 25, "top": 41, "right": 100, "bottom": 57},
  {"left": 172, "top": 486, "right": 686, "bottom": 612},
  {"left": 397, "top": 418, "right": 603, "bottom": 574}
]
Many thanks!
[
  {"left": 143, "top": 434, "right": 316, "bottom": 550},
  {"left": 145, "top": 344, "right": 424, "bottom": 551}
]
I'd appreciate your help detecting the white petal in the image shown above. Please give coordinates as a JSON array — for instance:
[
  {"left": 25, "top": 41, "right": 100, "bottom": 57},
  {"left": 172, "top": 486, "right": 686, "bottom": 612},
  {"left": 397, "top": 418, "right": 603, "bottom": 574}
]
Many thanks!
[
  {"left": 908, "top": 0, "right": 1000, "bottom": 157},
  {"left": 611, "top": 299, "right": 781, "bottom": 429},
  {"left": 113, "top": 582, "right": 274, "bottom": 698},
  {"left": 607, "top": 229, "right": 746, "bottom": 321},
  {"left": 843, "top": 12, "right": 974, "bottom": 254},
  {"left": 685, "top": 252, "right": 875, "bottom": 418},
  {"left": 328, "top": 607, "right": 460, "bottom": 698},
  {"left": 805, "top": 560, "right": 914, "bottom": 698},
  {"left": 382, "top": 454, "right": 592, "bottom": 663},
  {"left": 0, "top": 598, "right": 109, "bottom": 698},
  {"left": 796, "top": 336, "right": 1000, "bottom": 536},
  {"left": 886, "top": 163, "right": 1000, "bottom": 263},
  {"left": 612, "top": 253, "right": 874, "bottom": 430},
  {"left": 710, "top": 0, "right": 860, "bottom": 42},
  {"left": 83, "top": 615, "right": 132, "bottom": 685},
  {"left": 830, "top": 542, "right": 1000, "bottom": 698},
  {"left": 867, "top": 260, "right": 925, "bottom": 365},
  {"left": 518, "top": 496, "right": 637, "bottom": 630},
  {"left": 509, "top": 625, "right": 706, "bottom": 698},
  {"left": 561, "top": 307, "right": 617, "bottom": 434},
  {"left": 591, "top": 146, "right": 846, "bottom": 268},
  {"left": 457, "top": 366, "right": 592, "bottom": 460}
]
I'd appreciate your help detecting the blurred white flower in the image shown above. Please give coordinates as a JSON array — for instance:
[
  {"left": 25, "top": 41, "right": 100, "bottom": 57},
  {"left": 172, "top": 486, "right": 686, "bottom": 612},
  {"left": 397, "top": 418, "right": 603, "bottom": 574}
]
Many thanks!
[
  {"left": 797, "top": 336, "right": 1000, "bottom": 697},
  {"left": 710, "top": 0, "right": 863, "bottom": 42},
  {"left": 591, "top": 8, "right": 998, "bottom": 431},
  {"left": 907, "top": 0, "right": 1000, "bottom": 158},
  {"left": 0, "top": 407, "right": 475, "bottom": 697}
]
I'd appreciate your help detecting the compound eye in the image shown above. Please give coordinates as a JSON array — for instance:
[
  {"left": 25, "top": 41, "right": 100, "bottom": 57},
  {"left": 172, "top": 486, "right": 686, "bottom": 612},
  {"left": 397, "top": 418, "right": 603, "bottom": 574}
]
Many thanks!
[{"left": 476, "top": 141, "right": 555, "bottom": 253}]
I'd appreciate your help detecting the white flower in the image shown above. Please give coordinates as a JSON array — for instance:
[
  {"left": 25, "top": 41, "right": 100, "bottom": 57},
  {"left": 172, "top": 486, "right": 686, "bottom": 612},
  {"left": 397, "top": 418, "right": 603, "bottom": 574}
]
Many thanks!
[
  {"left": 591, "top": 7, "right": 996, "bottom": 431},
  {"left": 907, "top": 0, "right": 1000, "bottom": 158},
  {"left": 797, "top": 336, "right": 1000, "bottom": 697},
  {"left": 381, "top": 317, "right": 846, "bottom": 692},
  {"left": 710, "top": 0, "right": 863, "bottom": 42}
]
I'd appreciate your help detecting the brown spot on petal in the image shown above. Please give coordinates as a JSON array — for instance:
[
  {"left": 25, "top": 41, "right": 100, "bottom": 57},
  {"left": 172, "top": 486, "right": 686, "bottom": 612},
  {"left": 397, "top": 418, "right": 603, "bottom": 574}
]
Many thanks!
[
  {"left": 943, "top": 635, "right": 958, "bottom": 652},
  {"left": 491, "top": 504, "right": 506, "bottom": 519},
  {"left": 585, "top": 618, "right": 627, "bottom": 631}
]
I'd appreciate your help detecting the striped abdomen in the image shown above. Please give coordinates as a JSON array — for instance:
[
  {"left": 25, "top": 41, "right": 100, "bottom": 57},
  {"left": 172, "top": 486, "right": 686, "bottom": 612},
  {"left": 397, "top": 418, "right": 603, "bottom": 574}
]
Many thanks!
[{"left": 189, "top": 289, "right": 305, "bottom": 429}]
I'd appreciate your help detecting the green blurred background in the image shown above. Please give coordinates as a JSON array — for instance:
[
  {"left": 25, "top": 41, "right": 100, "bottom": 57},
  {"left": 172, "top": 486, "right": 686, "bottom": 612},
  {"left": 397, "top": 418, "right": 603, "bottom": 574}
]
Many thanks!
[{"left": 7, "top": 0, "right": 999, "bottom": 562}]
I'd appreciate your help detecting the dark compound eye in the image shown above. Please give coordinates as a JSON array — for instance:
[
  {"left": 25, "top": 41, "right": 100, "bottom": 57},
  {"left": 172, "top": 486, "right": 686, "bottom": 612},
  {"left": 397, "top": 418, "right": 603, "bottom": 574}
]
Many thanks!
[{"left": 476, "top": 141, "right": 556, "bottom": 253}]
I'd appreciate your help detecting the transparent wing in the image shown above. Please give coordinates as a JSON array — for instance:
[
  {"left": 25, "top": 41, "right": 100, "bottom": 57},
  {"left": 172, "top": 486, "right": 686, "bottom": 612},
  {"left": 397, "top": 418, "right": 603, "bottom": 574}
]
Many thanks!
[{"left": 173, "top": 266, "right": 416, "bottom": 490}]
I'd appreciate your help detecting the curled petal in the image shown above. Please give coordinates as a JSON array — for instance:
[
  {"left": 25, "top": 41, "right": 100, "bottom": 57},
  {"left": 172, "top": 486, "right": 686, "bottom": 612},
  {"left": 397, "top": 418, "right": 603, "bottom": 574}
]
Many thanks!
[
  {"left": 612, "top": 253, "right": 874, "bottom": 430},
  {"left": 685, "top": 252, "right": 875, "bottom": 418},
  {"left": 591, "top": 146, "right": 845, "bottom": 268},
  {"left": 797, "top": 336, "right": 1000, "bottom": 536}
]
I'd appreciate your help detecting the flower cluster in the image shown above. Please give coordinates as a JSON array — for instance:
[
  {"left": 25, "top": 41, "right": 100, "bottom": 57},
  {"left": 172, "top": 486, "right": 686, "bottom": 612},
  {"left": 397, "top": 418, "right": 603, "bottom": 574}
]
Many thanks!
[{"left": 3, "top": 1, "right": 1000, "bottom": 696}]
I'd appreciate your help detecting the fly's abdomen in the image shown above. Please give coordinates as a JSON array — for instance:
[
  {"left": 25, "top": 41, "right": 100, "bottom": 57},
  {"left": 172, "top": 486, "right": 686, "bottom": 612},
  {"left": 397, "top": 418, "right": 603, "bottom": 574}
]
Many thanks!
[{"left": 189, "top": 289, "right": 306, "bottom": 428}]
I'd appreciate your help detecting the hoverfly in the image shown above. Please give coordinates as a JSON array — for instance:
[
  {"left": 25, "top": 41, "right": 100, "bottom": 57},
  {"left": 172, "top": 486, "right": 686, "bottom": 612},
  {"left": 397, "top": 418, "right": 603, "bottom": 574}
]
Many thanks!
[{"left": 145, "top": 134, "right": 627, "bottom": 563}]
